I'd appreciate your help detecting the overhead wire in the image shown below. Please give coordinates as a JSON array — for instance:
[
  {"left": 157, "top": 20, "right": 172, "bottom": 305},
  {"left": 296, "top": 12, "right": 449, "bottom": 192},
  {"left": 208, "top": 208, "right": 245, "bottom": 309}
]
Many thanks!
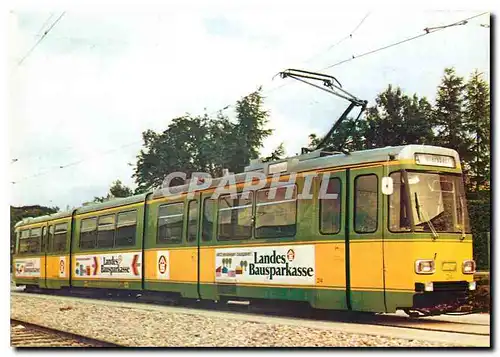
[
  {"left": 301, "top": 12, "right": 371, "bottom": 64},
  {"left": 18, "top": 11, "right": 66, "bottom": 66},
  {"left": 323, "top": 11, "right": 488, "bottom": 69},
  {"left": 12, "top": 11, "right": 489, "bottom": 185},
  {"left": 34, "top": 13, "right": 54, "bottom": 38},
  {"left": 12, "top": 141, "right": 141, "bottom": 184}
]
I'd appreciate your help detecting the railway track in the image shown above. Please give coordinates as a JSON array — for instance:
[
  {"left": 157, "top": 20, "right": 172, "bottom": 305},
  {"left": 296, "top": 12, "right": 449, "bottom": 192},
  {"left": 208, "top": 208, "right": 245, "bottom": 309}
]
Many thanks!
[
  {"left": 11, "top": 319, "right": 121, "bottom": 347},
  {"left": 11, "top": 289, "right": 490, "bottom": 346}
]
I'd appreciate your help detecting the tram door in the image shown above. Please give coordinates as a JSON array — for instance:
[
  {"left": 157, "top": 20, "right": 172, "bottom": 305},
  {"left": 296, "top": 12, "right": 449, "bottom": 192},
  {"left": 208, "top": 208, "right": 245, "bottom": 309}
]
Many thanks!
[
  {"left": 346, "top": 166, "right": 386, "bottom": 312},
  {"left": 40, "top": 225, "right": 48, "bottom": 289},
  {"left": 197, "top": 192, "right": 217, "bottom": 300}
]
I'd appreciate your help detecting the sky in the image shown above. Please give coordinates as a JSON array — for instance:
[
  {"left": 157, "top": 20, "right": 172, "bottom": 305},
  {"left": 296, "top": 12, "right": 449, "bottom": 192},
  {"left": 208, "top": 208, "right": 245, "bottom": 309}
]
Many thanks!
[{"left": 8, "top": 4, "right": 491, "bottom": 210}]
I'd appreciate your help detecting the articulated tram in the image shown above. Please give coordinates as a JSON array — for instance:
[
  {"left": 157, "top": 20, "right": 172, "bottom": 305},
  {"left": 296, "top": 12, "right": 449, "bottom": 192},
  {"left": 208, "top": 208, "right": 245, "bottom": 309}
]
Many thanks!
[{"left": 13, "top": 144, "right": 475, "bottom": 316}]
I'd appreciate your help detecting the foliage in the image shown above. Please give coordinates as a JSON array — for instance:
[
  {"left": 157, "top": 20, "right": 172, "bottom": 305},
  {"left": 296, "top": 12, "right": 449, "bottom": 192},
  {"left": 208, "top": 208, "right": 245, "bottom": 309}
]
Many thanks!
[
  {"left": 262, "top": 143, "right": 286, "bottom": 163},
  {"left": 468, "top": 198, "right": 491, "bottom": 270},
  {"left": 365, "top": 86, "right": 435, "bottom": 148},
  {"left": 133, "top": 88, "right": 274, "bottom": 193},
  {"left": 432, "top": 68, "right": 474, "bottom": 173},
  {"left": 225, "top": 88, "right": 273, "bottom": 173},
  {"left": 307, "top": 117, "right": 367, "bottom": 152},
  {"left": 94, "top": 179, "right": 134, "bottom": 203},
  {"left": 307, "top": 69, "right": 490, "bottom": 188},
  {"left": 464, "top": 70, "right": 490, "bottom": 193}
]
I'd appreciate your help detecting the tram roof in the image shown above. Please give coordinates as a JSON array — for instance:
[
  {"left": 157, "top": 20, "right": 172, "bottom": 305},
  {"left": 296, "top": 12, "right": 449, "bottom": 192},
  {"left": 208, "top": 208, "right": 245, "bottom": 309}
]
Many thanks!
[{"left": 151, "top": 144, "right": 460, "bottom": 199}]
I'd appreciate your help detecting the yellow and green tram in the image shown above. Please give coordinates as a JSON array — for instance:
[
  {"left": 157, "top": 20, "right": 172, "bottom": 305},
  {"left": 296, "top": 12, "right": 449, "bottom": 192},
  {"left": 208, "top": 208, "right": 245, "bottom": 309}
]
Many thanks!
[{"left": 13, "top": 144, "right": 476, "bottom": 316}]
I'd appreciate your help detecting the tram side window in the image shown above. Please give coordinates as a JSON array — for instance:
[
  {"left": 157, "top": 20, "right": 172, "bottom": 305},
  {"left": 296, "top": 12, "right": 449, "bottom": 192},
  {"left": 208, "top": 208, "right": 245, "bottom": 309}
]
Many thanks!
[
  {"left": 115, "top": 210, "right": 137, "bottom": 247},
  {"left": 202, "top": 199, "right": 215, "bottom": 242},
  {"left": 97, "top": 215, "right": 115, "bottom": 248},
  {"left": 187, "top": 201, "right": 198, "bottom": 242},
  {"left": 354, "top": 175, "right": 378, "bottom": 233},
  {"left": 18, "top": 229, "right": 30, "bottom": 254},
  {"left": 158, "top": 203, "right": 184, "bottom": 244},
  {"left": 80, "top": 218, "right": 97, "bottom": 249},
  {"left": 388, "top": 172, "right": 411, "bottom": 232},
  {"left": 218, "top": 193, "right": 253, "bottom": 241},
  {"left": 320, "top": 178, "right": 342, "bottom": 234},
  {"left": 255, "top": 185, "right": 297, "bottom": 238},
  {"left": 28, "top": 228, "right": 41, "bottom": 253},
  {"left": 52, "top": 223, "right": 68, "bottom": 252}
]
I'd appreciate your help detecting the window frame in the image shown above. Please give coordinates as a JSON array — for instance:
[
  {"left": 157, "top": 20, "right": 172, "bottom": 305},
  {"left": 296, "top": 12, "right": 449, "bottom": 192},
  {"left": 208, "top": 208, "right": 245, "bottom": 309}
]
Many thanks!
[
  {"left": 28, "top": 227, "right": 42, "bottom": 253},
  {"left": 353, "top": 174, "right": 379, "bottom": 234},
  {"left": 201, "top": 198, "right": 215, "bottom": 242},
  {"left": 387, "top": 170, "right": 412, "bottom": 233},
  {"left": 115, "top": 210, "right": 138, "bottom": 247},
  {"left": 96, "top": 214, "right": 116, "bottom": 249},
  {"left": 18, "top": 229, "right": 30, "bottom": 254},
  {"left": 319, "top": 177, "right": 342, "bottom": 235},
  {"left": 186, "top": 200, "right": 199, "bottom": 243},
  {"left": 157, "top": 202, "right": 185, "bottom": 245},
  {"left": 217, "top": 192, "right": 254, "bottom": 241},
  {"left": 254, "top": 184, "right": 298, "bottom": 239},
  {"left": 80, "top": 217, "right": 98, "bottom": 250},
  {"left": 50, "top": 222, "right": 69, "bottom": 253}
]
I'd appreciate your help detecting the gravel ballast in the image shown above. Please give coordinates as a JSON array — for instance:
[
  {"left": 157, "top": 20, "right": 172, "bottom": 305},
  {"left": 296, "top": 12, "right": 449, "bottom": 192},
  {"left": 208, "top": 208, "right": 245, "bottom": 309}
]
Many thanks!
[{"left": 11, "top": 294, "right": 464, "bottom": 347}]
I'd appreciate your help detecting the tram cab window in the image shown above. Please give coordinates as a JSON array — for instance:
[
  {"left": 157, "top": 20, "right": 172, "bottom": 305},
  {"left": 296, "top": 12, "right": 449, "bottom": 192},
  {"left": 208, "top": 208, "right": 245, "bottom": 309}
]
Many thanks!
[
  {"left": 80, "top": 218, "right": 97, "bottom": 249},
  {"left": 320, "top": 178, "right": 342, "bottom": 234},
  {"left": 115, "top": 210, "right": 137, "bottom": 247},
  {"left": 28, "top": 228, "right": 41, "bottom": 253},
  {"left": 97, "top": 215, "right": 115, "bottom": 248},
  {"left": 19, "top": 229, "right": 30, "bottom": 254},
  {"left": 218, "top": 193, "right": 253, "bottom": 241},
  {"left": 388, "top": 172, "right": 411, "bottom": 232},
  {"left": 202, "top": 199, "right": 215, "bottom": 242},
  {"left": 158, "top": 203, "right": 184, "bottom": 244},
  {"left": 255, "top": 185, "right": 297, "bottom": 238},
  {"left": 354, "top": 175, "right": 378, "bottom": 233},
  {"left": 52, "top": 223, "right": 68, "bottom": 252},
  {"left": 187, "top": 201, "right": 198, "bottom": 242}
]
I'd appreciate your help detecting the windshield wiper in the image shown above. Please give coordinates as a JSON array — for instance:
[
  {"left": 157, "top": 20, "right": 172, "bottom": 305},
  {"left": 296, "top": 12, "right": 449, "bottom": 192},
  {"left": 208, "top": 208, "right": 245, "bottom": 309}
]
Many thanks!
[
  {"left": 414, "top": 192, "right": 439, "bottom": 240},
  {"left": 459, "top": 196, "right": 466, "bottom": 240}
]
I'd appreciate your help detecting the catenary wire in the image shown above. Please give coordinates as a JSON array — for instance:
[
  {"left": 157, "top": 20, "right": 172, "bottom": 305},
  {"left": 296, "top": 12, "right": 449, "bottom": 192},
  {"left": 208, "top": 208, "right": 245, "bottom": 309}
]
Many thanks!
[
  {"left": 11, "top": 11, "right": 488, "bottom": 184},
  {"left": 323, "top": 11, "right": 488, "bottom": 69},
  {"left": 18, "top": 11, "right": 66, "bottom": 66}
]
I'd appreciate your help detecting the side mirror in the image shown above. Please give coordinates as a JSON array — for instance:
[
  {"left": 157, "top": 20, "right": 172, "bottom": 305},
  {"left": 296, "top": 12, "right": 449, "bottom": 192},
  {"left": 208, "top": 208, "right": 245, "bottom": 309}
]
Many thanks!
[{"left": 381, "top": 176, "right": 394, "bottom": 195}]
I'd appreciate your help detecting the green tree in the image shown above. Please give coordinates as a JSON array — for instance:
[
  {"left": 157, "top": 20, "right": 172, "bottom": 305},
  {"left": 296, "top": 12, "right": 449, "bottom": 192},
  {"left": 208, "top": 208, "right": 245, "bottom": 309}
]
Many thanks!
[
  {"left": 94, "top": 179, "right": 134, "bottom": 202},
  {"left": 225, "top": 87, "right": 273, "bottom": 173},
  {"left": 363, "top": 85, "right": 434, "bottom": 148},
  {"left": 464, "top": 70, "right": 490, "bottom": 194},
  {"left": 308, "top": 117, "right": 368, "bottom": 152},
  {"left": 307, "top": 85, "right": 433, "bottom": 152},
  {"left": 262, "top": 143, "right": 286, "bottom": 163},
  {"left": 432, "top": 68, "right": 473, "bottom": 169},
  {"left": 133, "top": 89, "right": 273, "bottom": 192}
]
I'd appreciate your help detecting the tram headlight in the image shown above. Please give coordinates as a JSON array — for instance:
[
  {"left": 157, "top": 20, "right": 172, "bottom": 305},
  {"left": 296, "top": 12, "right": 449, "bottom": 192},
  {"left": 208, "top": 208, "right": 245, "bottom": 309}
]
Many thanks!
[
  {"left": 415, "top": 259, "right": 435, "bottom": 274},
  {"left": 462, "top": 260, "right": 476, "bottom": 274}
]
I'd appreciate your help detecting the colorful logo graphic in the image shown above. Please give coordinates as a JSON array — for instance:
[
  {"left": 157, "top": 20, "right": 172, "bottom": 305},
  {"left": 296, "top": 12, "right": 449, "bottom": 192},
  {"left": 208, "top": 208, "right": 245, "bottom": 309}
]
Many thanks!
[{"left": 287, "top": 249, "right": 295, "bottom": 262}]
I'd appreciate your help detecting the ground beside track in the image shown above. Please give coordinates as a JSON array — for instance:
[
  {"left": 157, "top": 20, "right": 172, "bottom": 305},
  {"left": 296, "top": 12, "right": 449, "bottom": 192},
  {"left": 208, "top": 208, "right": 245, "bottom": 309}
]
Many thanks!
[{"left": 10, "top": 292, "right": 489, "bottom": 347}]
